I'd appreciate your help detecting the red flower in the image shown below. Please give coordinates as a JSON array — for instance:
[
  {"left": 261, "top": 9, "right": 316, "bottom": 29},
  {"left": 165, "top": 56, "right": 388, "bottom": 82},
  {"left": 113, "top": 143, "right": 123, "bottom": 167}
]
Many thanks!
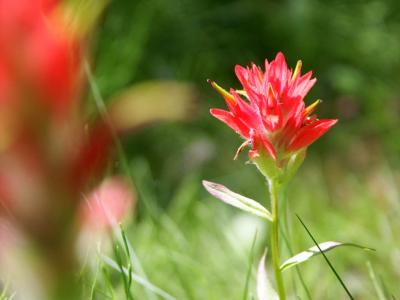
[
  {"left": 0, "top": 0, "right": 113, "bottom": 221},
  {"left": 0, "top": 0, "right": 80, "bottom": 116},
  {"left": 209, "top": 52, "right": 337, "bottom": 160}
]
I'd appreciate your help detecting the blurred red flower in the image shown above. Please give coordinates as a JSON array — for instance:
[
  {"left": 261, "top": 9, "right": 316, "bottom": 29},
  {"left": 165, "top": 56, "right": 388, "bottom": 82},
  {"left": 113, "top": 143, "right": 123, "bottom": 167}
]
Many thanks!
[
  {"left": 81, "top": 177, "right": 134, "bottom": 231},
  {"left": 0, "top": 0, "right": 129, "bottom": 235},
  {"left": 0, "top": 1, "right": 133, "bottom": 298},
  {"left": 209, "top": 52, "right": 337, "bottom": 160},
  {"left": 0, "top": 0, "right": 79, "bottom": 116}
]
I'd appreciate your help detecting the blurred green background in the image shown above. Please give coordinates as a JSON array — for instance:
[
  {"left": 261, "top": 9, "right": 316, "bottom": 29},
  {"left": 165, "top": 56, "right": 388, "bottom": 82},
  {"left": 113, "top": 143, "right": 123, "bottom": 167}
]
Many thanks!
[{"left": 90, "top": 0, "right": 400, "bottom": 299}]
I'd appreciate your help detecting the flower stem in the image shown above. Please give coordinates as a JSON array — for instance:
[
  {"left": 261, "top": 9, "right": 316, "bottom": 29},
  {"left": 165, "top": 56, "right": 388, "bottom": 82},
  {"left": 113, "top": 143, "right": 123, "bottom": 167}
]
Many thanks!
[{"left": 269, "top": 180, "right": 286, "bottom": 300}]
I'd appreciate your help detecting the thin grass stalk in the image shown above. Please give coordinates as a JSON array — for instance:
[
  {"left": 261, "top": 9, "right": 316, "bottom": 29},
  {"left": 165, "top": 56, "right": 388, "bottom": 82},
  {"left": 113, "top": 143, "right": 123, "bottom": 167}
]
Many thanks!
[
  {"left": 279, "top": 223, "right": 312, "bottom": 300},
  {"left": 296, "top": 215, "right": 354, "bottom": 300}
]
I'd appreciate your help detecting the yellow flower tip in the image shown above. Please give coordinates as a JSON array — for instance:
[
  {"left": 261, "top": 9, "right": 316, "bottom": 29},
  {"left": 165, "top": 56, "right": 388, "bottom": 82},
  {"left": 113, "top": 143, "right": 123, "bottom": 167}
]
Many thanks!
[
  {"left": 208, "top": 79, "right": 236, "bottom": 104},
  {"left": 268, "top": 83, "right": 277, "bottom": 99},
  {"left": 235, "top": 89, "right": 248, "bottom": 99},
  {"left": 304, "top": 99, "right": 322, "bottom": 116},
  {"left": 292, "top": 60, "right": 302, "bottom": 81}
]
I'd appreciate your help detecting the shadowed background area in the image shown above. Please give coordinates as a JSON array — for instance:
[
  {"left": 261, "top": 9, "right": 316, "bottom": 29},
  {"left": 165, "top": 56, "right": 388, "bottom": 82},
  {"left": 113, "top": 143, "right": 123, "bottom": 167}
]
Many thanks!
[{"left": 88, "top": 0, "right": 400, "bottom": 298}]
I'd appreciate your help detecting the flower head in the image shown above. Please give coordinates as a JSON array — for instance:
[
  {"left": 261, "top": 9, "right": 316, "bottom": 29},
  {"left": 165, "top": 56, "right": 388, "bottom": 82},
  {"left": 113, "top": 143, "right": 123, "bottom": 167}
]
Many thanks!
[{"left": 209, "top": 52, "right": 337, "bottom": 182}]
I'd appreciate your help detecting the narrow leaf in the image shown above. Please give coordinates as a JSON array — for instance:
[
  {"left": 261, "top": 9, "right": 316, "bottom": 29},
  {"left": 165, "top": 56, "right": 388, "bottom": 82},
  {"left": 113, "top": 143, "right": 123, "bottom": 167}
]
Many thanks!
[
  {"left": 202, "top": 180, "right": 273, "bottom": 221},
  {"left": 257, "top": 251, "right": 278, "bottom": 300},
  {"left": 281, "top": 241, "right": 374, "bottom": 272}
]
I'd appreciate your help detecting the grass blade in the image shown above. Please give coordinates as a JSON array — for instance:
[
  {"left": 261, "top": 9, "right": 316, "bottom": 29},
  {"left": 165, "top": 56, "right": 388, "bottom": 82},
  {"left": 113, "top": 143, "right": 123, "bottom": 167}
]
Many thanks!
[
  {"left": 102, "top": 256, "right": 179, "bottom": 300},
  {"left": 112, "top": 241, "right": 133, "bottom": 300},
  {"left": 0, "top": 282, "right": 9, "bottom": 300},
  {"left": 367, "top": 261, "right": 387, "bottom": 300},
  {"left": 296, "top": 214, "right": 354, "bottom": 300},
  {"left": 242, "top": 231, "right": 258, "bottom": 300},
  {"left": 101, "top": 264, "right": 116, "bottom": 300},
  {"left": 279, "top": 223, "right": 312, "bottom": 300},
  {"left": 120, "top": 226, "right": 134, "bottom": 294}
]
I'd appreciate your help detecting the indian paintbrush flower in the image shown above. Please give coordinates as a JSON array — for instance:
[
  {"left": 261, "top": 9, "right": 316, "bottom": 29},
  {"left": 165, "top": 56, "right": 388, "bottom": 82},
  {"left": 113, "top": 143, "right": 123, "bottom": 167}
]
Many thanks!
[
  {"left": 209, "top": 52, "right": 337, "bottom": 183},
  {"left": 205, "top": 53, "right": 339, "bottom": 299}
]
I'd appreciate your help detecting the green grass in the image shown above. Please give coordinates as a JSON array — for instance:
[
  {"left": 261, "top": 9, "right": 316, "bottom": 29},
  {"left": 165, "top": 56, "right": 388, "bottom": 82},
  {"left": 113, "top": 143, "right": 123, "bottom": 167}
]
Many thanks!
[
  {"left": 75, "top": 155, "right": 399, "bottom": 299},
  {"left": 0, "top": 132, "right": 397, "bottom": 300}
]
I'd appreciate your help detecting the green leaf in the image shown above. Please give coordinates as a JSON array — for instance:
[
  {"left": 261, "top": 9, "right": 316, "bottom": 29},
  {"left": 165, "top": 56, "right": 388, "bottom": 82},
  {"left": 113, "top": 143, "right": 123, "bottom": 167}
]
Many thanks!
[
  {"left": 202, "top": 180, "right": 273, "bottom": 221},
  {"left": 257, "top": 252, "right": 278, "bottom": 300},
  {"left": 63, "top": 0, "right": 109, "bottom": 37},
  {"left": 280, "top": 241, "right": 374, "bottom": 272}
]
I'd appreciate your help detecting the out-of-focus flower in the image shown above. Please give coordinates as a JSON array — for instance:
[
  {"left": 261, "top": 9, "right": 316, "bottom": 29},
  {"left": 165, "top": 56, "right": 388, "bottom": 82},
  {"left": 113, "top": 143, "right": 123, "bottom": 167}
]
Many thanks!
[
  {"left": 0, "top": 0, "right": 109, "bottom": 231},
  {"left": 81, "top": 177, "right": 135, "bottom": 231},
  {"left": 209, "top": 52, "right": 337, "bottom": 182},
  {"left": 0, "top": 0, "right": 80, "bottom": 117},
  {"left": 0, "top": 1, "right": 133, "bottom": 299},
  {"left": 0, "top": 0, "right": 197, "bottom": 298}
]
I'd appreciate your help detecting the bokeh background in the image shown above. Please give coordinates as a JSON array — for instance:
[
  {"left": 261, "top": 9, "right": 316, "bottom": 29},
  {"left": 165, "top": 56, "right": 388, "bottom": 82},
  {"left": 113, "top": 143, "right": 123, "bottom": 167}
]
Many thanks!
[{"left": 90, "top": 0, "right": 400, "bottom": 298}]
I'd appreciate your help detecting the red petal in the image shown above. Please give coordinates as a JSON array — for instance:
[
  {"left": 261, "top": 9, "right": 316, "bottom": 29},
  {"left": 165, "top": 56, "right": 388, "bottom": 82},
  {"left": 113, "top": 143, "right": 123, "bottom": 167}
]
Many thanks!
[
  {"left": 264, "top": 58, "right": 270, "bottom": 75},
  {"left": 291, "top": 72, "right": 316, "bottom": 98},
  {"left": 275, "top": 52, "right": 290, "bottom": 85},
  {"left": 235, "top": 65, "right": 249, "bottom": 89},
  {"left": 268, "top": 52, "right": 289, "bottom": 95},
  {"left": 287, "top": 119, "right": 337, "bottom": 151},
  {"left": 230, "top": 89, "right": 264, "bottom": 131},
  {"left": 260, "top": 135, "right": 277, "bottom": 159},
  {"left": 252, "top": 133, "right": 276, "bottom": 160},
  {"left": 210, "top": 108, "right": 250, "bottom": 138}
]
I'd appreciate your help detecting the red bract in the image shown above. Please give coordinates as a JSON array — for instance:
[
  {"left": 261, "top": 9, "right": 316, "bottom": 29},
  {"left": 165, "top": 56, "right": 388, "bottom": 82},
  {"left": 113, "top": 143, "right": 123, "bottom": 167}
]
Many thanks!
[
  {"left": 209, "top": 52, "right": 337, "bottom": 160},
  {"left": 0, "top": 0, "right": 121, "bottom": 231},
  {"left": 0, "top": 0, "right": 79, "bottom": 117}
]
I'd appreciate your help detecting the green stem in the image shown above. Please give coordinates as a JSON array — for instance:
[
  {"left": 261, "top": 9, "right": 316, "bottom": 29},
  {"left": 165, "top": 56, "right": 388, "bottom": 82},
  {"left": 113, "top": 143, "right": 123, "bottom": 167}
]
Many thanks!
[{"left": 269, "top": 180, "right": 286, "bottom": 300}]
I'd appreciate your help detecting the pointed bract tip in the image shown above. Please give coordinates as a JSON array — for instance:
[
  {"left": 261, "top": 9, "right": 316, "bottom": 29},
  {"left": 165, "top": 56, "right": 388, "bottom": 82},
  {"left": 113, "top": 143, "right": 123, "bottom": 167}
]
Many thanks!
[
  {"left": 267, "top": 83, "right": 277, "bottom": 99},
  {"left": 202, "top": 180, "right": 211, "bottom": 189},
  {"left": 304, "top": 99, "right": 322, "bottom": 116},
  {"left": 292, "top": 60, "right": 303, "bottom": 81},
  {"left": 329, "top": 119, "right": 339, "bottom": 126},
  {"left": 209, "top": 80, "right": 236, "bottom": 104},
  {"left": 202, "top": 180, "right": 219, "bottom": 193}
]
